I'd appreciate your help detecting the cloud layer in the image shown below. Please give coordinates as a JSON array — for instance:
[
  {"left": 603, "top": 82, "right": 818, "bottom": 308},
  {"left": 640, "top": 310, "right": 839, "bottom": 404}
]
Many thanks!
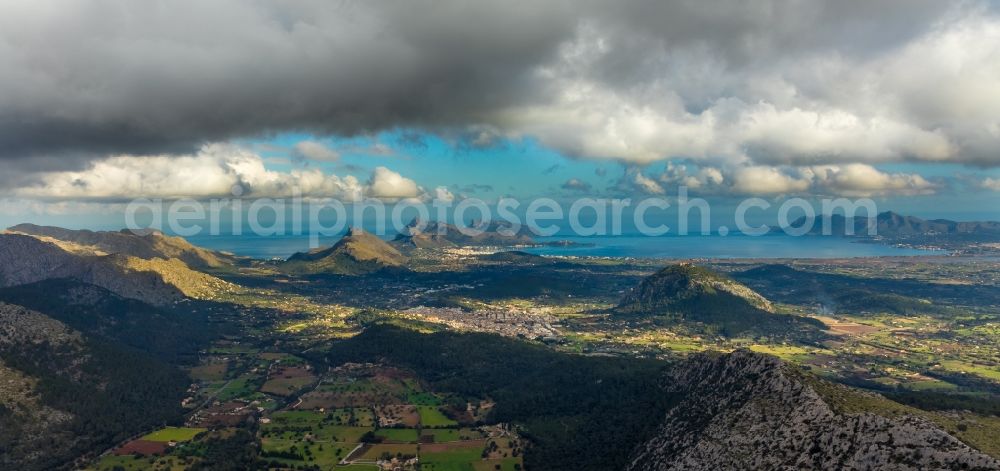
[
  {"left": 613, "top": 163, "right": 939, "bottom": 197},
  {"left": 10, "top": 144, "right": 429, "bottom": 202},
  {"left": 1, "top": 0, "right": 998, "bottom": 174}
]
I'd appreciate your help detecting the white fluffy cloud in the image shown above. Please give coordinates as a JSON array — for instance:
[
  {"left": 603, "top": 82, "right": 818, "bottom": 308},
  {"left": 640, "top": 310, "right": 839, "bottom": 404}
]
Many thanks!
[
  {"left": 11, "top": 145, "right": 428, "bottom": 202},
  {"left": 730, "top": 166, "right": 812, "bottom": 195},
  {"left": 432, "top": 186, "right": 456, "bottom": 202},
  {"left": 981, "top": 177, "right": 1000, "bottom": 191},
  {"left": 618, "top": 163, "right": 937, "bottom": 197},
  {"left": 628, "top": 169, "right": 666, "bottom": 195},
  {"left": 809, "top": 164, "right": 938, "bottom": 196},
  {"left": 495, "top": 5, "right": 999, "bottom": 168},
  {"left": 292, "top": 141, "right": 339, "bottom": 162},
  {"left": 657, "top": 163, "right": 725, "bottom": 190},
  {"left": 366, "top": 167, "right": 422, "bottom": 200}
]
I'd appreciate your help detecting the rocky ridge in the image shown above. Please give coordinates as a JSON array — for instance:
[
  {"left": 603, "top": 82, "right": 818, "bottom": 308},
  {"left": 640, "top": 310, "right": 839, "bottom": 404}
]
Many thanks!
[
  {"left": 0, "top": 303, "right": 84, "bottom": 469},
  {"left": 0, "top": 234, "right": 234, "bottom": 305},
  {"left": 6, "top": 223, "right": 235, "bottom": 268},
  {"left": 628, "top": 349, "right": 1000, "bottom": 470}
]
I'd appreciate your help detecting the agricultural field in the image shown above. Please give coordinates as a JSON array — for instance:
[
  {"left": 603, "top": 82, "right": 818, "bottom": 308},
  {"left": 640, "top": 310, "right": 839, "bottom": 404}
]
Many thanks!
[
  {"left": 188, "top": 361, "right": 228, "bottom": 381},
  {"left": 418, "top": 405, "right": 459, "bottom": 427},
  {"left": 214, "top": 374, "right": 260, "bottom": 402},
  {"left": 375, "top": 428, "right": 420, "bottom": 442},
  {"left": 255, "top": 363, "right": 524, "bottom": 470},
  {"left": 421, "top": 436, "right": 524, "bottom": 471},
  {"left": 259, "top": 365, "right": 316, "bottom": 396},
  {"left": 259, "top": 437, "right": 351, "bottom": 468},
  {"left": 88, "top": 429, "right": 243, "bottom": 471},
  {"left": 142, "top": 427, "right": 207, "bottom": 443}
]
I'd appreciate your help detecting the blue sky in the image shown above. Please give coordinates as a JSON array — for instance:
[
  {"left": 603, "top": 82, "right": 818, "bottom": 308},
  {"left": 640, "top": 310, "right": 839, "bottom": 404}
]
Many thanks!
[
  {"left": 243, "top": 130, "right": 1000, "bottom": 218},
  {"left": 250, "top": 130, "right": 1000, "bottom": 201},
  {"left": 244, "top": 130, "right": 614, "bottom": 201},
  {"left": 4, "top": 129, "right": 997, "bottom": 232}
]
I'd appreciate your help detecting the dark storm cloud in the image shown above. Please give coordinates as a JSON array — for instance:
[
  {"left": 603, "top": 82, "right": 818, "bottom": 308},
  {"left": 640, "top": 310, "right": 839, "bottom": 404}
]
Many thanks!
[
  {"left": 0, "top": 0, "right": 575, "bottom": 164},
  {"left": 0, "top": 0, "right": 997, "bottom": 176}
]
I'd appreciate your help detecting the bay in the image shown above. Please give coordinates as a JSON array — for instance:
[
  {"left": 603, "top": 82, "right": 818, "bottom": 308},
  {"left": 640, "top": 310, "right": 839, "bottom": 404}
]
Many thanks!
[{"left": 186, "top": 232, "right": 941, "bottom": 260}]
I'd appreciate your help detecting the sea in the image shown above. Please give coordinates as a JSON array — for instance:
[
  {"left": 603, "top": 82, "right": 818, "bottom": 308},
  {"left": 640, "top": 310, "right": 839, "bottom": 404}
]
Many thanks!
[
  {"left": 185, "top": 232, "right": 942, "bottom": 261},
  {"left": 523, "top": 234, "right": 941, "bottom": 259}
]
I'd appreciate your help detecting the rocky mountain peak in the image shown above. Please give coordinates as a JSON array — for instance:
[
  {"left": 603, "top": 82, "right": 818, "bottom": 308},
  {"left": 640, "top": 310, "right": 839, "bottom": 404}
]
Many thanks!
[
  {"left": 285, "top": 227, "right": 407, "bottom": 275},
  {"left": 628, "top": 349, "right": 1000, "bottom": 470},
  {"left": 619, "top": 264, "right": 775, "bottom": 314}
]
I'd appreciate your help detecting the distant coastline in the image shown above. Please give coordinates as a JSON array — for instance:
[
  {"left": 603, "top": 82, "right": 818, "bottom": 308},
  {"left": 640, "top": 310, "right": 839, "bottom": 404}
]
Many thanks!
[{"left": 185, "top": 232, "right": 943, "bottom": 260}]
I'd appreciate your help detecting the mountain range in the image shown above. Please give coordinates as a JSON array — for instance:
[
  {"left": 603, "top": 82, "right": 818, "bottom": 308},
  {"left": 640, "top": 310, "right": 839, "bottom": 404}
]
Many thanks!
[
  {"left": 0, "top": 221, "right": 997, "bottom": 468},
  {"left": 392, "top": 218, "right": 534, "bottom": 249},
  {"left": 0, "top": 233, "right": 234, "bottom": 306},
  {"left": 782, "top": 211, "right": 1000, "bottom": 238},
  {"left": 6, "top": 223, "right": 237, "bottom": 268},
  {"left": 283, "top": 220, "right": 537, "bottom": 274}
]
